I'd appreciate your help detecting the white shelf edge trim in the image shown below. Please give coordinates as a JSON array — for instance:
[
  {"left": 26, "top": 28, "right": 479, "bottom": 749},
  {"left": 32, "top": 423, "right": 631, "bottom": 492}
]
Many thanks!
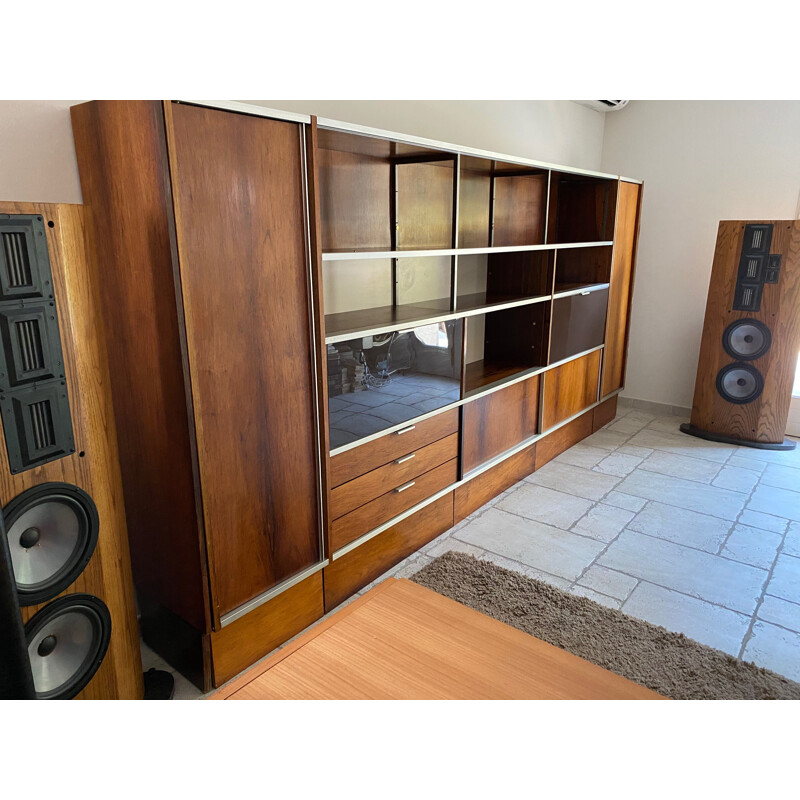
[
  {"left": 331, "top": 386, "right": 624, "bottom": 561},
  {"left": 329, "top": 344, "right": 605, "bottom": 457},
  {"left": 176, "top": 100, "right": 312, "bottom": 125},
  {"left": 317, "top": 116, "right": 623, "bottom": 182},
  {"left": 321, "top": 241, "right": 614, "bottom": 262}
]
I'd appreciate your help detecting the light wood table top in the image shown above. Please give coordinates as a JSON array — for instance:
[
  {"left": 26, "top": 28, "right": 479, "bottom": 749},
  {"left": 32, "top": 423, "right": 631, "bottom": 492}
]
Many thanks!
[{"left": 212, "top": 578, "right": 664, "bottom": 700}]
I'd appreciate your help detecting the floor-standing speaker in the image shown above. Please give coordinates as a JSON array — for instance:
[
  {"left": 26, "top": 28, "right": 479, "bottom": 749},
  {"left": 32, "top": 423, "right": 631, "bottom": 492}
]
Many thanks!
[
  {"left": 0, "top": 201, "right": 143, "bottom": 698},
  {"left": 682, "top": 220, "right": 800, "bottom": 449}
]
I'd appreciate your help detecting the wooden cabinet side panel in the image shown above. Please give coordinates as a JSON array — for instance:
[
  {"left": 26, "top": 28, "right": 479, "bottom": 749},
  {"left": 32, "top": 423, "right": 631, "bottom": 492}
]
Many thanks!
[
  {"left": 166, "top": 103, "right": 321, "bottom": 617},
  {"left": 602, "top": 180, "right": 642, "bottom": 397},
  {"left": 69, "top": 101, "right": 207, "bottom": 631}
]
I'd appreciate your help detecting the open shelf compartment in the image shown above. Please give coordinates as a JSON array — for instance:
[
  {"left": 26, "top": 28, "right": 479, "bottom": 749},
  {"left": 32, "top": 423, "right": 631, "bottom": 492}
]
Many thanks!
[
  {"left": 547, "top": 172, "right": 618, "bottom": 244},
  {"left": 318, "top": 128, "right": 456, "bottom": 254},
  {"left": 554, "top": 244, "right": 612, "bottom": 294},
  {"left": 456, "top": 249, "right": 554, "bottom": 313},
  {"left": 458, "top": 155, "right": 548, "bottom": 249},
  {"left": 462, "top": 303, "right": 551, "bottom": 396}
]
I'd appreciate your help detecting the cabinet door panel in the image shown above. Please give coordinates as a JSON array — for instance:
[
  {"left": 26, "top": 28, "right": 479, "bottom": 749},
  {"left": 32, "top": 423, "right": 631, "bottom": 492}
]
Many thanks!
[
  {"left": 167, "top": 103, "right": 320, "bottom": 617},
  {"left": 602, "top": 181, "right": 642, "bottom": 396},
  {"left": 542, "top": 350, "right": 600, "bottom": 431}
]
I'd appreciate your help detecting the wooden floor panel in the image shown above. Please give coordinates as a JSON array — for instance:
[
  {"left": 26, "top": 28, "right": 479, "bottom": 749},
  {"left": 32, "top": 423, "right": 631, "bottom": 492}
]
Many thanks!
[{"left": 213, "top": 579, "right": 663, "bottom": 700}]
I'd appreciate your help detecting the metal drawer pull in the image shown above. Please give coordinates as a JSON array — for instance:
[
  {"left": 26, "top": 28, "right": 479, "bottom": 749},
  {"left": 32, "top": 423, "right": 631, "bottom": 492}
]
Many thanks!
[
  {"left": 395, "top": 453, "right": 416, "bottom": 465},
  {"left": 394, "top": 481, "right": 416, "bottom": 493},
  {"left": 395, "top": 425, "right": 416, "bottom": 435},
  {"left": 581, "top": 290, "right": 591, "bottom": 295}
]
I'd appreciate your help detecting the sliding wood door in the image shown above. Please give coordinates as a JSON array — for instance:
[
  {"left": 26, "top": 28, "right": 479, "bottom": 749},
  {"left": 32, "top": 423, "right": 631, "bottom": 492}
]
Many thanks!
[{"left": 165, "top": 102, "right": 320, "bottom": 618}]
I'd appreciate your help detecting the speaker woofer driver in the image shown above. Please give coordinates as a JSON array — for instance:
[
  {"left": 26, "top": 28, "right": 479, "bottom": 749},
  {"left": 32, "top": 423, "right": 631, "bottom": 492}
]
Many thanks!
[
  {"left": 722, "top": 319, "right": 771, "bottom": 360},
  {"left": 4, "top": 483, "right": 99, "bottom": 606},
  {"left": 24, "top": 593, "right": 111, "bottom": 699},
  {"left": 716, "top": 363, "right": 764, "bottom": 404}
]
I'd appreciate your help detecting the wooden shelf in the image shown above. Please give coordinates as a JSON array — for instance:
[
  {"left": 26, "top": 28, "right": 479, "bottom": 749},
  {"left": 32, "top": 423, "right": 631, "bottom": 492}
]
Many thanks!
[
  {"left": 455, "top": 291, "right": 550, "bottom": 314},
  {"left": 463, "top": 360, "right": 542, "bottom": 395},
  {"left": 553, "top": 282, "right": 609, "bottom": 298},
  {"left": 325, "top": 299, "right": 452, "bottom": 342}
]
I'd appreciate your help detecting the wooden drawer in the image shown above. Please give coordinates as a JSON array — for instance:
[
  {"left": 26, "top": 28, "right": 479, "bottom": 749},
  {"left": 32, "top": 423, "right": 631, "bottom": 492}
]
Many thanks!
[
  {"left": 330, "top": 408, "right": 459, "bottom": 487},
  {"left": 324, "top": 493, "right": 454, "bottom": 610},
  {"left": 331, "top": 458, "right": 458, "bottom": 552},
  {"left": 541, "top": 349, "right": 600, "bottom": 431},
  {"left": 331, "top": 433, "right": 458, "bottom": 520}
]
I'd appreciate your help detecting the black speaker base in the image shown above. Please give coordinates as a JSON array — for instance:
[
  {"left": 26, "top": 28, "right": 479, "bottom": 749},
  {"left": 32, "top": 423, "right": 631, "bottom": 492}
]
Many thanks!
[
  {"left": 680, "top": 423, "right": 797, "bottom": 451},
  {"left": 143, "top": 668, "right": 175, "bottom": 700}
]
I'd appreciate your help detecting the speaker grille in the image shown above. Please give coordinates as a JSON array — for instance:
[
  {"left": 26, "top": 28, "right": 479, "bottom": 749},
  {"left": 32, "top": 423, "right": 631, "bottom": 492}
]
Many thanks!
[
  {"left": 4, "top": 484, "right": 99, "bottom": 606},
  {"left": 716, "top": 363, "right": 764, "bottom": 404},
  {"left": 16, "top": 318, "right": 45, "bottom": 373},
  {"left": 1, "top": 232, "right": 33, "bottom": 289},
  {"left": 24, "top": 594, "right": 111, "bottom": 700}
]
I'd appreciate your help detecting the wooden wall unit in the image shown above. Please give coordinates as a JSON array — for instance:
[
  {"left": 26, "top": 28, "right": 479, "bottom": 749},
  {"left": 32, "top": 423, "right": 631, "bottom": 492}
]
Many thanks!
[
  {"left": 0, "top": 202, "right": 142, "bottom": 699},
  {"left": 68, "top": 101, "right": 642, "bottom": 688}
]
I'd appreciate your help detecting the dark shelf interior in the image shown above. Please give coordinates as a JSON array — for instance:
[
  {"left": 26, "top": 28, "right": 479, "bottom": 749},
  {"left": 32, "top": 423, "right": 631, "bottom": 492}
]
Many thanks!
[{"left": 548, "top": 173, "right": 618, "bottom": 244}]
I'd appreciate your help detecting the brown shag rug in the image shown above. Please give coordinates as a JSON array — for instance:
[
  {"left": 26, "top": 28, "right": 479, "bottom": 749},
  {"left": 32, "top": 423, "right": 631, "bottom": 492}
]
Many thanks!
[{"left": 410, "top": 551, "right": 800, "bottom": 700}]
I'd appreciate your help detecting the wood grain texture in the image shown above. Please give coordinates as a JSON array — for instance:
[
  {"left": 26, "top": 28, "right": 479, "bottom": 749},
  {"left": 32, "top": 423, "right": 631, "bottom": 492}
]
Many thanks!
[
  {"left": 210, "top": 571, "right": 324, "bottom": 687},
  {"left": 542, "top": 350, "right": 601, "bottom": 430},
  {"left": 485, "top": 250, "right": 553, "bottom": 302},
  {"left": 323, "top": 493, "right": 453, "bottom": 609},
  {"left": 492, "top": 174, "right": 547, "bottom": 247},
  {"left": 0, "top": 202, "right": 142, "bottom": 700},
  {"left": 330, "top": 408, "right": 458, "bottom": 487},
  {"left": 602, "top": 181, "right": 642, "bottom": 396},
  {"left": 396, "top": 160, "right": 454, "bottom": 250},
  {"left": 462, "top": 375, "right": 539, "bottom": 473},
  {"left": 318, "top": 148, "right": 391, "bottom": 252},
  {"left": 555, "top": 244, "right": 613, "bottom": 290},
  {"left": 331, "top": 433, "right": 457, "bottom": 519},
  {"left": 690, "top": 220, "right": 800, "bottom": 443},
  {"left": 454, "top": 443, "right": 536, "bottom": 523},
  {"left": 330, "top": 458, "right": 457, "bottom": 552},
  {"left": 214, "top": 578, "right": 663, "bottom": 700},
  {"left": 593, "top": 395, "right": 618, "bottom": 431},
  {"left": 535, "top": 408, "right": 594, "bottom": 470},
  {"left": 165, "top": 102, "right": 321, "bottom": 616},
  {"left": 70, "top": 101, "right": 208, "bottom": 632}
]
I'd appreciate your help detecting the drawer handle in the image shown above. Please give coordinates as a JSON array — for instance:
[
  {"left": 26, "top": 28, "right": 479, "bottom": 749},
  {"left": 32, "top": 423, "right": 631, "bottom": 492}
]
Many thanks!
[
  {"left": 580, "top": 290, "right": 591, "bottom": 296},
  {"left": 395, "top": 425, "right": 416, "bottom": 435},
  {"left": 395, "top": 453, "right": 416, "bottom": 465},
  {"left": 395, "top": 480, "right": 416, "bottom": 493}
]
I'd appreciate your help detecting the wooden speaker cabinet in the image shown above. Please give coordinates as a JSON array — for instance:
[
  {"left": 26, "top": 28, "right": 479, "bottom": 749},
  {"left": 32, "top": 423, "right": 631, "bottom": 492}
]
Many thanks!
[
  {"left": 0, "top": 202, "right": 142, "bottom": 699},
  {"left": 683, "top": 220, "right": 800, "bottom": 449},
  {"left": 71, "top": 101, "right": 326, "bottom": 690}
]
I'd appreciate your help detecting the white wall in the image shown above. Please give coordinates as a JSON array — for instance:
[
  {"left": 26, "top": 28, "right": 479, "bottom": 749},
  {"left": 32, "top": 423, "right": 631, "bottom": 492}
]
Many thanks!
[
  {"left": 0, "top": 101, "right": 83, "bottom": 202},
  {"left": 251, "top": 101, "right": 606, "bottom": 170},
  {"left": 0, "top": 99, "right": 606, "bottom": 206},
  {"left": 601, "top": 101, "right": 800, "bottom": 409}
]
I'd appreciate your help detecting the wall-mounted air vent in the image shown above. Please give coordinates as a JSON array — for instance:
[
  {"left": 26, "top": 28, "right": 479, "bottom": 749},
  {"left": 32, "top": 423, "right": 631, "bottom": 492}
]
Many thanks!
[{"left": 0, "top": 214, "right": 73, "bottom": 473}]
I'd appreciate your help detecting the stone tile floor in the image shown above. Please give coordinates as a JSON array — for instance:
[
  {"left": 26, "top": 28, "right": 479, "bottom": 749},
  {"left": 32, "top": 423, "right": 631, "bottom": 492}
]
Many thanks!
[
  {"left": 143, "top": 399, "right": 800, "bottom": 698},
  {"left": 376, "top": 401, "right": 800, "bottom": 683}
]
